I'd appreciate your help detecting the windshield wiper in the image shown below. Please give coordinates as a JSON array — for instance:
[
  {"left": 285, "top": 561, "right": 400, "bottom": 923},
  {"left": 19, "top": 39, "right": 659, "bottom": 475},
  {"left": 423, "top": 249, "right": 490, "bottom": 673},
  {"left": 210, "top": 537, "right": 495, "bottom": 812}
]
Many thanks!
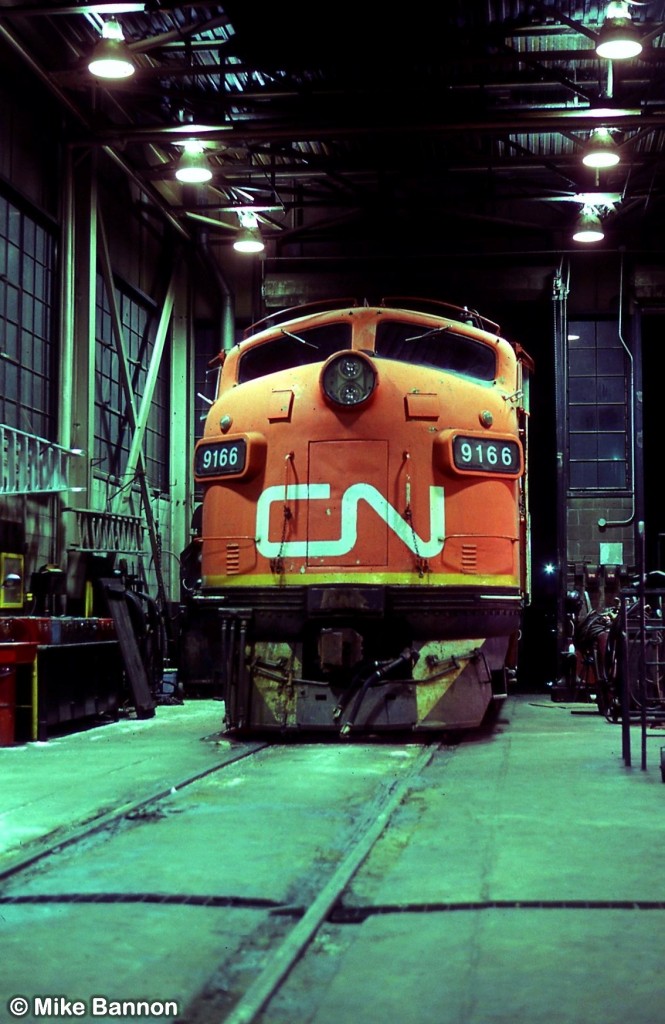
[
  {"left": 404, "top": 326, "right": 451, "bottom": 343},
  {"left": 281, "top": 328, "right": 318, "bottom": 348}
]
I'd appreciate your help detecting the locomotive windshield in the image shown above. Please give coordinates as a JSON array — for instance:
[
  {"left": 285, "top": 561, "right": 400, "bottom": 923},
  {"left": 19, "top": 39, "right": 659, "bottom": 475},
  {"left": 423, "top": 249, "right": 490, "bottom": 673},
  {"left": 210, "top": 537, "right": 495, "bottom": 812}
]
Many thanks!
[
  {"left": 375, "top": 321, "right": 497, "bottom": 381},
  {"left": 238, "top": 323, "right": 352, "bottom": 383}
]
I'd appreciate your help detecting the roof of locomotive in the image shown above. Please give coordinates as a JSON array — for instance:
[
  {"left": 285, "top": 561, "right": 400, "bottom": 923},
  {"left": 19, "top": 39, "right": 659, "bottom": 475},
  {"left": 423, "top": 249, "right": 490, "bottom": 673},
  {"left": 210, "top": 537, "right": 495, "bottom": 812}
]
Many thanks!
[
  {"left": 242, "top": 297, "right": 502, "bottom": 341},
  {"left": 212, "top": 297, "right": 533, "bottom": 390}
]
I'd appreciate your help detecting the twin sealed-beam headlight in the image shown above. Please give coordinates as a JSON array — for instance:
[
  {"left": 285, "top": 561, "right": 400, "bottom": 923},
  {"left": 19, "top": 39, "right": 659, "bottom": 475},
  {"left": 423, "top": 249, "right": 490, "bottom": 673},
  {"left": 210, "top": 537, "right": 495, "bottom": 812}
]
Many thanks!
[{"left": 320, "top": 351, "right": 377, "bottom": 407}]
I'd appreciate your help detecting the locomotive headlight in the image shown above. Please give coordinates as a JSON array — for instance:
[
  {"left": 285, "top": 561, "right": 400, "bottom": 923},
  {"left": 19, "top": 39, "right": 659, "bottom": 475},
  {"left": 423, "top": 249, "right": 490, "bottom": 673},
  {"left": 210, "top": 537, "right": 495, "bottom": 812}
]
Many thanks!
[{"left": 321, "top": 351, "right": 377, "bottom": 408}]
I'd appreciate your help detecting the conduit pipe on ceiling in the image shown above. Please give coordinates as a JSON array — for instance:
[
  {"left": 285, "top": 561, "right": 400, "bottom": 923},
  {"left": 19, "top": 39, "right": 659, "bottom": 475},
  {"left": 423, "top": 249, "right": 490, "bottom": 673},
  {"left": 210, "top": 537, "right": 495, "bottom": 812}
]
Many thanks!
[
  {"left": 597, "top": 251, "right": 636, "bottom": 532},
  {"left": 552, "top": 259, "right": 570, "bottom": 655},
  {"left": 200, "top": 232, "right": 236, "bottom": 352}
]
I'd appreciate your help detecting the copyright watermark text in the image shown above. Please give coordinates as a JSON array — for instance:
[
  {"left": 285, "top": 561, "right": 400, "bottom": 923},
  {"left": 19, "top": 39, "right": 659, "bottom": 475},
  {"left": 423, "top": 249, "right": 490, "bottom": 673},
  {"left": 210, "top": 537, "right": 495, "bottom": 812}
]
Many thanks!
[{"left": 8, "top": 996, "right": 179, "bottom": 1018}]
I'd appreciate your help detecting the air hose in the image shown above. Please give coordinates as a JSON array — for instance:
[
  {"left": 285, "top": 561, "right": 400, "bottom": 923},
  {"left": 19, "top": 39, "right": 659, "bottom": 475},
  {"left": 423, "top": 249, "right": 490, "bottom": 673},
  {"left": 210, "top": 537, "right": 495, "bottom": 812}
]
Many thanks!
[{"left": 339, "top": 648, "right": 417, "bottom": 737}]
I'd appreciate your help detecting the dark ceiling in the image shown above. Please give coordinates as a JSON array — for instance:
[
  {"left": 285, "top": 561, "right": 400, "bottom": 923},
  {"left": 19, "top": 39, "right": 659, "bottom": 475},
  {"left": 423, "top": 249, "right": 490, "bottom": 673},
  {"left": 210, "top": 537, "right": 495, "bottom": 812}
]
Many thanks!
[{"left": 2, "top": 1, "right": 665, "bottom": 278}]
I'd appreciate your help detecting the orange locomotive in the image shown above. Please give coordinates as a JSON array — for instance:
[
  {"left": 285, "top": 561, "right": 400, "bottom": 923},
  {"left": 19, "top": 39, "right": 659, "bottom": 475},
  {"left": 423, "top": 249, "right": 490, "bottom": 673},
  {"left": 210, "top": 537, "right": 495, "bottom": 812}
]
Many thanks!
[{"left": 181, "top": 298, "right": 533, "bottom": 735}]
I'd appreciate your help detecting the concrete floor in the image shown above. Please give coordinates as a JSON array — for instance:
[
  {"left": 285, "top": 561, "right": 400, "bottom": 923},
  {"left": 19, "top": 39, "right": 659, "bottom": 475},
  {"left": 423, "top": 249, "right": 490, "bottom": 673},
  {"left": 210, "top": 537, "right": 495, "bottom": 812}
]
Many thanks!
[
  {"left": 1, "top": 695, "right": 665, "bottom": 1023},
  {"left": 0, "top": 699, "right": 230, "bottom": 864},
  {"left": 302, "top": 698, "right": 665, "bottom": 1024}
]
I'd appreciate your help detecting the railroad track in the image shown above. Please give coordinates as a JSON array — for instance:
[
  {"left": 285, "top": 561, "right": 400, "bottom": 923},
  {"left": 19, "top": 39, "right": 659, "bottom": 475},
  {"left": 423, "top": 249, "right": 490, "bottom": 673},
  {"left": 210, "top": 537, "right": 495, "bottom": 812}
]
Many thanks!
[
  {"left": 0, "top": 739, "right": 267, "bottom": 884},
  {"left": 219, "top": 742, "right": 439, "bottom": 1024},
  {"left": 1, "top": 737, "right": 445, "bottom": 1023}
]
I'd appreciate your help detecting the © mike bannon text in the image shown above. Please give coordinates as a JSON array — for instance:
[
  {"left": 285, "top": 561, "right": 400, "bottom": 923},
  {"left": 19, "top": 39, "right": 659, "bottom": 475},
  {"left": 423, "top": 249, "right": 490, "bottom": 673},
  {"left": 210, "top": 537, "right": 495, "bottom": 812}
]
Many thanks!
[{"left": 8, "top": 996, "right": 179, "bottom": 1018}]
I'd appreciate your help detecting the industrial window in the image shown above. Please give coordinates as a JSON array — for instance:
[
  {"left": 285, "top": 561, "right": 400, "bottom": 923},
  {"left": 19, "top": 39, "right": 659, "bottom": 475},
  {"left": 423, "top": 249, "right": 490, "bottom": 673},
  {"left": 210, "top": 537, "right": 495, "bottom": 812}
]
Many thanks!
[
  {"left": 0, "top": 194, "right": 55, "bottom": 439},
  {"left": 94, "top": 276, "right": 169, "bottom": 493},
  {"left": 568, "top": 320, "right": 629, "bottom": 491}
]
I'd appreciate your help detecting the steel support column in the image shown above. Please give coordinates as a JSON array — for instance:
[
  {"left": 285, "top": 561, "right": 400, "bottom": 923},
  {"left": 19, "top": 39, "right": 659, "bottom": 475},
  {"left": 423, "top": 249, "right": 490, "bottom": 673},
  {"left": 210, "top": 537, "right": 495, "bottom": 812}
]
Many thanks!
[
  {"left": 59, "top": 148, "right": 97, "bottom": 506},
  {"left": 168, "top": 281, "right": 193, "bottom": 597}
]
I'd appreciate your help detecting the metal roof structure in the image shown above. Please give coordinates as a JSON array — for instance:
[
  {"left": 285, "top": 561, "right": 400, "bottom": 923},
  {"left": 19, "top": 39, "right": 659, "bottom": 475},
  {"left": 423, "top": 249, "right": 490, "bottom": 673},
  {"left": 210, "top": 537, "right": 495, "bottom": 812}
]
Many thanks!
[{"left": 2, "top": 1, "right": 665, "bottom": 269}]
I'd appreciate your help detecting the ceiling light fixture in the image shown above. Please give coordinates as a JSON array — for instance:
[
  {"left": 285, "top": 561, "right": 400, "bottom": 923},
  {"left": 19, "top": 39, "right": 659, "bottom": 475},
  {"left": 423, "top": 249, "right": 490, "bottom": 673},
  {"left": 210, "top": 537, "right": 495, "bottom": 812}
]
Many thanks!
[
  {"left": 573, "top": 207, "right": 605, "bottom": 243},
  {"left": 596, "top": 1, "right": 643, "bottom": 60},
  {"left": 582, "top": 127, "right": 621, "bottom": 168},
  {"left": 175, "top": 141, "right": 212, "bottom": 184},
  {"left": 233, "top": 211, "right": 265, "bottom": 253},
  {"left": 88, "top": 17, "right": 135, "bottom": 79}
]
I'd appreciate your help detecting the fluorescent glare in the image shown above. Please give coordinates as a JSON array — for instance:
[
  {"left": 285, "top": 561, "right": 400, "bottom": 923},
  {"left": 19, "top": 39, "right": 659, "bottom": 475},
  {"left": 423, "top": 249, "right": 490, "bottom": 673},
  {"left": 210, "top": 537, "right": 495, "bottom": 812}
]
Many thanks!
[
  {"left": 100, "top": 17, "right": 125, "bottom": 41},
  {"left": 574, "top": 192, "right": 620, "bottom": 206},
  {"left": 176, "top": 167, "right": 212, "bottom": 183},
  {"left": 88, "top": 3, "right": 145, "bottom": 11},
  {"left": 165, "top": 123, "right": 232, "bottom": 135},
  {"left": 233, "top": 227, "right": 264, "bottom": 253},
  {"left": 583, "top": 149, "right": 620, "bottom": 168},
  {"left": 176, "top": 165, "right": 212, "bottom": 183},
  {"left": 573, "top": 228, "right": 604, "bottom": 243},
  {"left": 596, "top": 34, "right": 642, "bottom": 60}
]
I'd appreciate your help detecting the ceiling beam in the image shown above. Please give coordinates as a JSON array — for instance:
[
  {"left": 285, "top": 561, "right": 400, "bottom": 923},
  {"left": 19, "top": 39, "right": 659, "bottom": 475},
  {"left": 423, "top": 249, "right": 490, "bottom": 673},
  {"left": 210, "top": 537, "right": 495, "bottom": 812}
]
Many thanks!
[{"left": 83, "top": 107, "right": 663, "bottom": 148}]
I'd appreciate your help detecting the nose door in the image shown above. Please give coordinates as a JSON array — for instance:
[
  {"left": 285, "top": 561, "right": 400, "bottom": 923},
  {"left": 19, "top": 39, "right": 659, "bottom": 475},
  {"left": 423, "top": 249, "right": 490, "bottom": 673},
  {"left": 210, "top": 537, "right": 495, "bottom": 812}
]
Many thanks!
[{"left": 306, "top": 440, "right": 389, "bottom": 568}]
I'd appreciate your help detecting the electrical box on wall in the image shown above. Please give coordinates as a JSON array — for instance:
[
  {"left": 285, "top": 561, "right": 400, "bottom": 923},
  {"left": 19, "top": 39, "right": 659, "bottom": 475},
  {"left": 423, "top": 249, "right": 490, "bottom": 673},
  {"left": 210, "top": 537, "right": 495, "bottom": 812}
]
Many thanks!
[
  {"left": 0, "top": 553, "right": 24, "bottom": 609},
  {"left": 600, "top": 542, "right": 623, "bottom": 567}
]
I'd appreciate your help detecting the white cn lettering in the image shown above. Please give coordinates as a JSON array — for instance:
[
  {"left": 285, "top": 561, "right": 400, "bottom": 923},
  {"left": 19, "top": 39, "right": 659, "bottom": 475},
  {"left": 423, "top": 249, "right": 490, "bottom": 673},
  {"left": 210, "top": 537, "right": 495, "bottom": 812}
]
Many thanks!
[{"left": 256, "top": 483, "right": 445, "bottom": 558}]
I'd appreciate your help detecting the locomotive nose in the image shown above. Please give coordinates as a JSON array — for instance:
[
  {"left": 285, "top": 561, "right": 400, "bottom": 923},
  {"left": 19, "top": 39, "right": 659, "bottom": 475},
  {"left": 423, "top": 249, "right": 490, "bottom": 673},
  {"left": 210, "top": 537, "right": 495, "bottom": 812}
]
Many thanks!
[{"left": 320, "top": 350, "right": 377, "bottom": 407}]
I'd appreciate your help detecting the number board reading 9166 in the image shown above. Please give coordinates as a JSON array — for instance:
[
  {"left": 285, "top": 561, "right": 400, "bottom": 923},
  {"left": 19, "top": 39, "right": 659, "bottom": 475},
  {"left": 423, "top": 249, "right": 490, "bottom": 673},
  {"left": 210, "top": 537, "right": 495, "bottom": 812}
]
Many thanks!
[
  {"left": 452, "top": 436, "right": 520, "bottom": 474},
  {"left": 195, "top": 438, "right": 247, "bottom": 477}
]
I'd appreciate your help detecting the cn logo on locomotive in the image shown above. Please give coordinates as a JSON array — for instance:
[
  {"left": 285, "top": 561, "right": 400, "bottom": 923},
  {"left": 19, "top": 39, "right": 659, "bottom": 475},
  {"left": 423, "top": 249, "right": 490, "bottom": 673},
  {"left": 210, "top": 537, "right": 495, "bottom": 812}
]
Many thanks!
[{"left": 255, "top": 483, "right": 445, "bottom": 559}]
